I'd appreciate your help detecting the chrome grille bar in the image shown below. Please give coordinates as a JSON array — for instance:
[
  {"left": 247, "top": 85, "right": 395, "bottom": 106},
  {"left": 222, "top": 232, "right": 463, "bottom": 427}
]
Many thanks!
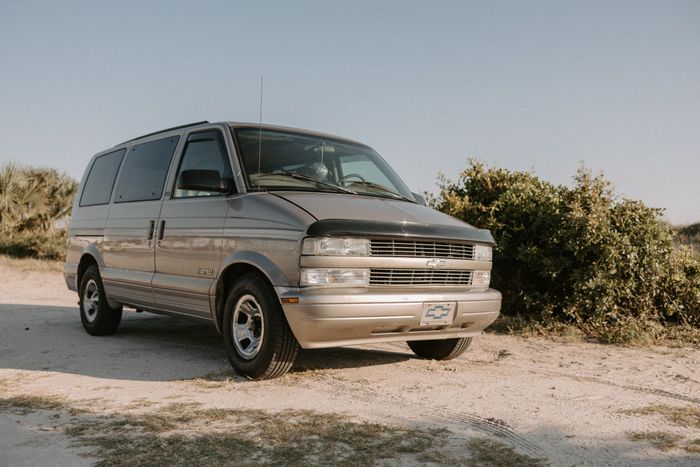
[
  {"left": 370, "top": 240, "right": 475, "bottom": 260},
  {"left": 369, "top": 268, "right": 473, "bottom": 286}
]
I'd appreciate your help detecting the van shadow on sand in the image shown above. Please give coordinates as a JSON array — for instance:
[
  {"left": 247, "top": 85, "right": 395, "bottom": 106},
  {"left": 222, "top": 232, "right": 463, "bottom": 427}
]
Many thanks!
[{"left": 0, "top": 303, "right": 410, "bottom": 382}]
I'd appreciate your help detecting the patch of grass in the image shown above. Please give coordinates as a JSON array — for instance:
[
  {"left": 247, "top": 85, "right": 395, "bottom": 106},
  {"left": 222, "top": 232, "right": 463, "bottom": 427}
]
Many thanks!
[
  {"left": 0, "top": 396, "right": 547, "bottom": 466},
  {"left": 487, "top": 315, "right": 586, "bottom": 344},
  {"left": 0, "top": 254, "right": 63, "bottom": 272},
  {"left": 123, "top": 398, "right": 159, "bottom": 410},
  {"left": 466, "top": 438, "right": 547, "bottom": 466},
  {"left": 627, "top": 431, "right": 683, "bottom": 451},
  {"left": 64, "top": 402, "right": 465, "bottom": 466},
  {"left": 0, "top": 394, "right": 67, "bottom": 415},
  {"left": 622, "top": 404, "right": 700, "bottom": 429},
  {"left": 488, "top": 314, "right": 700, "bottom": 348},
  {"left": 654, "top": 324, "right": 700, "bottom": 348},
  {"left": 685, "top": 438, "right": 700, "bottom": 453},
  {"left": 178, "top": 369, "right": 242, "bottom": 389}
]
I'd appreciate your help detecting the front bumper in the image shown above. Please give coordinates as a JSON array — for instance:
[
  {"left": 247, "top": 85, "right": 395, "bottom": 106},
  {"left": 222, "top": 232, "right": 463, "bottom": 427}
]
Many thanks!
[{"left": 277, "top": 286, "right": 501, "bottom": 349}]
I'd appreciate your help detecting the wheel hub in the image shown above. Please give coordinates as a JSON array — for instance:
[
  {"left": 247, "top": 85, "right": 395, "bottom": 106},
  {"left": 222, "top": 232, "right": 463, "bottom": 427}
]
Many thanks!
[
  {"left": 232, "top": 294, "right": 265, "bottom": 360},
  {"left": 82, "top": 279, "right": 99, "bottom": 323}
]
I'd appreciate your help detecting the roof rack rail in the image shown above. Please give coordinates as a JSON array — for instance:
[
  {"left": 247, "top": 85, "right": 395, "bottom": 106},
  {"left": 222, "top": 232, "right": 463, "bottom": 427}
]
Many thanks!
[{"left": 116, "top": 121, "right": 210, "bottom": 146}]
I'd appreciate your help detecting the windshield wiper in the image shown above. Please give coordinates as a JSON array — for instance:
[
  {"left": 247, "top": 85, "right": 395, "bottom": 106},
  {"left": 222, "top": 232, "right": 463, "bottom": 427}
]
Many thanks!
[
  {"left": 258, "top": 172, "right": 357, "bottom": 195},
  {"left": 344, "top": 180, "right": 414, "bottom": 202}
]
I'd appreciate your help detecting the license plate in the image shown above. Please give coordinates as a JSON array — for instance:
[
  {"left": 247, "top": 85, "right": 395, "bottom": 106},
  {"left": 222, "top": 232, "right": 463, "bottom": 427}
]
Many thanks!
[{"left": 420, "top": 302, "right": 456, "bottom": 326}]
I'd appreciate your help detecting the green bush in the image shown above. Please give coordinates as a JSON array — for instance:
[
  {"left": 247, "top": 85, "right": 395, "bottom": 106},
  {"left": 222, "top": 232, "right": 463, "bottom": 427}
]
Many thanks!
[
  {"left": 0, "top": 163, "right": 77, "bottom": 260},
  {"left": 433, "top": 160, "right": 700, "bottom": 342},
  {"left": 675, "top": 222, "right": 700, "bottom": 255},
  {"left": 0, "top": 230, "right": 68, "bottom": 261}
]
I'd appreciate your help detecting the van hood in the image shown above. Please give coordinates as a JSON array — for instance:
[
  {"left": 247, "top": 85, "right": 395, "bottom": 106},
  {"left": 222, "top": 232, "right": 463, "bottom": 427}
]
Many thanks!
[{"left": 273, "top": 192, "right": 495, "bottom": 244}]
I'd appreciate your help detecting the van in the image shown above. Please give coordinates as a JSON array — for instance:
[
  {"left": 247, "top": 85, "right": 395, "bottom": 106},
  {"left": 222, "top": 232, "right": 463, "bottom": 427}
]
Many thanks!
[{"left": 64, "top": 121, "right": 500, "bottom": 379}]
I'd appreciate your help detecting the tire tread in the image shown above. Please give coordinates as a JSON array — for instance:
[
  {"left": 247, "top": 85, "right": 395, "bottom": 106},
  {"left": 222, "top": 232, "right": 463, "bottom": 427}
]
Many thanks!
[
  {"left": 407, "top": 337, "right": 473, "bottom": 360},
  {"left": 223, "top": 273, "right": 299, "bottom": 379},
  {"left": 79, "top": 265, "right": 122, "bottom": 336}
]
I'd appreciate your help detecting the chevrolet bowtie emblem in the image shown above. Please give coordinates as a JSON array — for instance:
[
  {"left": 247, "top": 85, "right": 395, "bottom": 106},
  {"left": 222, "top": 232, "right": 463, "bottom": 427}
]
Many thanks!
[{"left": 426, "top": 258, "right": 446, "bottom": 269}]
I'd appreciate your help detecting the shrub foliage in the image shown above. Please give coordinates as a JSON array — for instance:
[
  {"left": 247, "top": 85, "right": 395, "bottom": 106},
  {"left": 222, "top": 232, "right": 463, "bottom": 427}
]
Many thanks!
[
  {"left": 0, "top": 163, "right": 77, "bottom": 260},
  {"left": 434, "top": 160, "right": 700, "bottom": 342}
]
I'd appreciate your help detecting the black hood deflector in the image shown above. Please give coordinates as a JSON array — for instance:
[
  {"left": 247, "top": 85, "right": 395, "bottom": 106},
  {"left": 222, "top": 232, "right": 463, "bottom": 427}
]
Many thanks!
[{"left": 306, "top": 219, "right": 495, "bottom": 245}]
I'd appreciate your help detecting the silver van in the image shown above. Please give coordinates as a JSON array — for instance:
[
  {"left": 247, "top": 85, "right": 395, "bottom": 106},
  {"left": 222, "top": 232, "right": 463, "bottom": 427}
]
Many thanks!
[{"left": 64, "top": 121, "right": 500, "bottom": 379}]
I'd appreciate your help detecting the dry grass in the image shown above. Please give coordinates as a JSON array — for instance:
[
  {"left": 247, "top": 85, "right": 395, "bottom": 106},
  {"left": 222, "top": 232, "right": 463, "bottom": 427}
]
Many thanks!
[
  {"left": 177, "top": 369, "right": 242, "bottom": 389},
  {"left": 627, "top": 431, "right": 683, "bottom": 451},
  {"left": 123, "top": 398, "right": 159, "bottom": 410},
  {"left": 685, "top": 438, "right": 700, "bottom": 453},
  {"left": 0, "top": 394, "right": 67, "bottom": 415},
  {"left": 0, "top": 254, "right": 63, "bottom": 272},
  {"left": 622, "top": 404, "right": 700, "bottom": 429},
  {"left": 466, "top": 438, "right": 547, "bottom": 466},
  {"left": 488, "top": 314, "right": 700, "bottom": 348},
  {"left": 487, "top": 315, "right": 587, "bottom": 344},
  {"left": 65, "top": 402, "right": 465, "bottom": 466},
  {"left": 624, "top": 405, "right": 700, "bottom": 454},
  {"left": 0, "top": 395, "right": 546, "bottom": 466}
]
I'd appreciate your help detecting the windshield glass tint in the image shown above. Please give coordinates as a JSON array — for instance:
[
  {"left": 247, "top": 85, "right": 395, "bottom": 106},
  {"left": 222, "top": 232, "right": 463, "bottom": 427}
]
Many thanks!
[{"left": 233, "top": 128, "right": 414, "bottom": 201}]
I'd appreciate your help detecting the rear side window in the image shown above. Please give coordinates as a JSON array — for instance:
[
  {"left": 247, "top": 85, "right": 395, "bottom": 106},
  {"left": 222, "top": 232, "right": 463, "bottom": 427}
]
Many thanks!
[
  {"left": 114, "top": 136, "right": 180, "bottom": 203},
  {"left": 79, "top": 149, "right": 125, "bottom": 206}
]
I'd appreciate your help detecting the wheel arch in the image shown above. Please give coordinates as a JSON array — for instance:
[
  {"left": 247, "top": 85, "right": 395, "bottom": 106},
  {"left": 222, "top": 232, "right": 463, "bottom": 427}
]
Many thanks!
[
  {"left": 77, "top": 245, "right": 104, "bottom": 288},
  {"left": 212, "top": 251, "right": 290, "bottom": 334}
]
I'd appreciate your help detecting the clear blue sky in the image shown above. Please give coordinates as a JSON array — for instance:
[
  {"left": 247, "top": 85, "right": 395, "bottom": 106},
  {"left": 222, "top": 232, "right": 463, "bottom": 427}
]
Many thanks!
[{"left": 1, "top": 0, "right": 698, "bottom": 223}]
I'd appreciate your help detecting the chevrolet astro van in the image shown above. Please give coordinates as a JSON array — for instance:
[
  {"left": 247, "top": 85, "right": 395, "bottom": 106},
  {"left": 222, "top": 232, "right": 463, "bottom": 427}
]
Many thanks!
[{"left": 64, "top": 121, "right": 500, "bottom": 379}]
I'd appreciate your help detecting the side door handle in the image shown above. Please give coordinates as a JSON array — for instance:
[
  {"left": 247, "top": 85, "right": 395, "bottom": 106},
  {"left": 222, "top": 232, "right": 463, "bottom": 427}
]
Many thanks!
[
  {"left": 147, "top": 220, "right": 155, "bottom": 240},
  {"left": 157, "top": 220, "right": 166, "bottom": 240}
]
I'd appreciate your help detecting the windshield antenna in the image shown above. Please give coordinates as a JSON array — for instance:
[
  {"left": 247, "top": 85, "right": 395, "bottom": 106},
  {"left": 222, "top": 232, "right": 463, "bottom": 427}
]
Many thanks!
[{"left": 257, "top": 75, "right": 263, "bottom": 191}]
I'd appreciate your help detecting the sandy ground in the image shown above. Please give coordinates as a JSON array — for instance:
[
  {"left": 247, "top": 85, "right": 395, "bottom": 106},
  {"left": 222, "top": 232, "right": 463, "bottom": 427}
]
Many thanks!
[{"left": 1, "top": 264, "right": 699, "bottom": 466}]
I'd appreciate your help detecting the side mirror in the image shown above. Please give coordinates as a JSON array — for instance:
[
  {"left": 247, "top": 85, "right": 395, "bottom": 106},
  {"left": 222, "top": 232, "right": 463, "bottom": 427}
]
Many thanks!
[
  {"left": 177, "top": 169, "right": 232, "bottom": 193},
  {"left": 412, "top": 192, "right": 427, "bottom": 206}
]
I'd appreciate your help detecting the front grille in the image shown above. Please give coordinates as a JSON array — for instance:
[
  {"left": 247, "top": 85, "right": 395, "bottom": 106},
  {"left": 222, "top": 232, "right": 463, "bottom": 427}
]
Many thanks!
[
  {"left": 370, "top": 268, "right": 473, "bottom": 286},
  {"left": 370, "top": 240, "right": 475, "bottom": 260}
]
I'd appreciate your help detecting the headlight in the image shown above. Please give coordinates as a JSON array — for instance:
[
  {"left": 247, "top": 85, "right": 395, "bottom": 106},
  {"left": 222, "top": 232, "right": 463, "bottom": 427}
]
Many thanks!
[
  {"left": 300, "top": 268, "right": 370, "bottom": 287},
  {"left": 474, "top": 245, "right": 493, "bottom": 261},
  {"left": 302, "top": 237, "right": 370, "bottom": 256},
  {"left": 472, "top": 270, "right": 491, "bottom": 289}
]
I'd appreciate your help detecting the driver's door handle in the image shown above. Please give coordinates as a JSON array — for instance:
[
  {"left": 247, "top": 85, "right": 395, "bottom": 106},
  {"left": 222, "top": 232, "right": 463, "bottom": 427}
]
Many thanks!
[
  {"left": 157, "top": 220, "right": 166, "bottom": 240},
  {"left": 147, "top": 220, "right": 155, "bottom": 240}
]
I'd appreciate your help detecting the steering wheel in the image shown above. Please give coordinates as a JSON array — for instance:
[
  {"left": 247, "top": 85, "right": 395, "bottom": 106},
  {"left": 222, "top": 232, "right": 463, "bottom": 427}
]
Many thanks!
[{"left": 340, "top": 173, "right": 366, "bottom": 185}]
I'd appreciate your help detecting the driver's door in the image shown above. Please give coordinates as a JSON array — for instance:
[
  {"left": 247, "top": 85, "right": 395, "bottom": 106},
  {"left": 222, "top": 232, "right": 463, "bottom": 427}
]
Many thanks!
[{"left": 153, "top": 129, "right": 235, "bottom": 318}]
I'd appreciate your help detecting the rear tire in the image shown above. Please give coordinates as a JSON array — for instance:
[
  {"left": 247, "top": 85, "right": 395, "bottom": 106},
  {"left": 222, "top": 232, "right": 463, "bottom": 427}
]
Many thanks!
[
  {"left": 222, "top": 273, "right": 299, "bottom": 380},
  {"left": 407, "top": 337, "right": 473, "bottom": 360},
  {"left": 79, "top": 265, "right": 122, "bottom": 336}
]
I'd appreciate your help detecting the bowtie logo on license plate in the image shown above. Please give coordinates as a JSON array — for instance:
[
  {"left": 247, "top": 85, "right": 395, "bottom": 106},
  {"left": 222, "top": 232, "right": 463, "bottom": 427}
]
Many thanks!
[
  {"left": 420, "top": 302, "right": 456, "bottom": 326},
  {"left": 425, "top": 304, "right": 451, "bottom": 319}
]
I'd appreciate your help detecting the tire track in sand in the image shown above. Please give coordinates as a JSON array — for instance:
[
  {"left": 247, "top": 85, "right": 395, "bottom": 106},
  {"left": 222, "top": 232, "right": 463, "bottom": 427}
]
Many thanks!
[{"left": 311, "top": 374, "right": 548, "bottom": 459}]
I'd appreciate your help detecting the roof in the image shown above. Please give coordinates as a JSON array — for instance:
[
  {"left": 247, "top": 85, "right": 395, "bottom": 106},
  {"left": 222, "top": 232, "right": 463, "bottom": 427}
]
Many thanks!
[{"left": 112, "top": 120, "right": 368, "bottom": 149}]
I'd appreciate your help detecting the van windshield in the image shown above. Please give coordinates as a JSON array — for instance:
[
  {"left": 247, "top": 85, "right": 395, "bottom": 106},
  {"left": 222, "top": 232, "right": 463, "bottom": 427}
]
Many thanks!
[{"left": 233, "top": 128, "right": 415, "bottom": 202}]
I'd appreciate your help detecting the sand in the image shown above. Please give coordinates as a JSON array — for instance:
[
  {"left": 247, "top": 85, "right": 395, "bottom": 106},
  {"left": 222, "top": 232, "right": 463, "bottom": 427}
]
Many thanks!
[{"left": 1, "top": 264, "right": 699, "bottom": 466}]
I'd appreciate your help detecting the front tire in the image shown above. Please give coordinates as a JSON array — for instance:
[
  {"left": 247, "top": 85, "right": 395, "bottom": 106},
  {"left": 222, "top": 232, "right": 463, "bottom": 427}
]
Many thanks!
[
  {"left": 407, "top": 337, "right": 473, "bottom": 360},
  {"left": 79, "top": 265, "right": 122, "bottom": 336},
  {"left": 222, "top": 273, "right": 299, "bottom": 380}
]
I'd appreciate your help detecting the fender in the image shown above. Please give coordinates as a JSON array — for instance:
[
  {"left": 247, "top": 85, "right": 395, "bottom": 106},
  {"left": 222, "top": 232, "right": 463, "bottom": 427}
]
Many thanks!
[
  {"left": 82, "top": 242, "right": 106, "bottom": 268},
  {"left": 76, "top": 244, "right": 122, "bottom": 308},
  {"left": 209, "top": 250, "right": 294, "bottom": 334},
  {"left": 218, "top": 250, "right": 290, "bottom": 287},
  {"left": 66, "top": 242, "right": 106, "bottom": 291}
]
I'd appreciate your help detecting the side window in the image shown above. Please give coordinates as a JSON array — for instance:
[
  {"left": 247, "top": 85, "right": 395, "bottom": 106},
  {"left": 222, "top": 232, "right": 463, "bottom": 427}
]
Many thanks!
[
  {"left": 114, "top": 136, "right": 180, "bottom": 203},
  {"left": 79, "top": 149, "right": 125, "bottom": 206},
  {"left": 173, "top": 131, "right": 234, "bottom": 198}
]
